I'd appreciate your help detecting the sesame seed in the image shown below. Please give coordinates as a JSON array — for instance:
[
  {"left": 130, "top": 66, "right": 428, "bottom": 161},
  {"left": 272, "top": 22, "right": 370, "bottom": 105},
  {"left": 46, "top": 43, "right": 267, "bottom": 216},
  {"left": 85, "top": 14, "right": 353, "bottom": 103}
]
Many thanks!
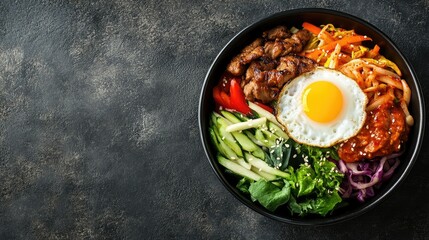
[{"left": 293, "top": 154, "right": 297, "bottom": 158}]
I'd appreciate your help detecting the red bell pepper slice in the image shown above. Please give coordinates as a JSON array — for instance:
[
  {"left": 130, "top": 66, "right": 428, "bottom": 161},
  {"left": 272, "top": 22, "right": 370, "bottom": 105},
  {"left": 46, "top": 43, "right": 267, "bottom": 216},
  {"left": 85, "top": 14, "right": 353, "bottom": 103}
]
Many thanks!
[
  {"left": 213, "top": 85, "right": 231, "bottom": 109},
  {"left": 254, "top": 102, "right": 274, "bottom": 114},
  {"left": 212, "top": 74, "right": 252, "bottom": 115},
  {"left": 229, "top": 78, "right": 252, "bottom": 115}
]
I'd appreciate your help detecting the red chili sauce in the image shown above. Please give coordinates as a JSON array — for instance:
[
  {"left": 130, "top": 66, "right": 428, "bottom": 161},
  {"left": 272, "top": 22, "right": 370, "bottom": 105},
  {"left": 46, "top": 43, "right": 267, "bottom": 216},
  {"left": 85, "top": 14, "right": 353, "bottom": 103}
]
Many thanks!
[{"left": 338, "top": 101, "right": 409, "bottom": 162}]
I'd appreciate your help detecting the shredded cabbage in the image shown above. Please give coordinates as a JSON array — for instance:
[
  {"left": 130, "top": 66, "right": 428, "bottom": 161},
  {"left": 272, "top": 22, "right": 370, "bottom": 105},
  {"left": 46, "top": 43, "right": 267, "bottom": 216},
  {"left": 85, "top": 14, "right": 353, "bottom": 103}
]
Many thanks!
[{"left": 337, "top": 152, "right": 402, "bottom": 202}]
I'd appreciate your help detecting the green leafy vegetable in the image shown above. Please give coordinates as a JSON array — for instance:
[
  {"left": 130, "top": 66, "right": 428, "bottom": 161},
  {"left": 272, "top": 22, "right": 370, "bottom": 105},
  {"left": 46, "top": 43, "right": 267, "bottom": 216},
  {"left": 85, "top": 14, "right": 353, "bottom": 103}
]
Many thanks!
[
  {"left": 265, "top": 138, "right": 293, "bottom": 171},
  {"left": 313, "top": 157, "right": 343, "bottom": 192},
  {"left": 288, "top": 192, "right": 342, "bottom": 216},
  {"left": 286, "top": 142, "right": 344, "bottom": 216},
  {"left": 294, "top": 142, "right": 340, "bottom": 161},
  {"left": 236, "top": 178, "right": 252, "bottom": 194},
  {"left": 296, "top": 165, "right": 316, "bottom": 197},
  {"left": 249, "top": 179, "right": 291, "bottom": 212}
]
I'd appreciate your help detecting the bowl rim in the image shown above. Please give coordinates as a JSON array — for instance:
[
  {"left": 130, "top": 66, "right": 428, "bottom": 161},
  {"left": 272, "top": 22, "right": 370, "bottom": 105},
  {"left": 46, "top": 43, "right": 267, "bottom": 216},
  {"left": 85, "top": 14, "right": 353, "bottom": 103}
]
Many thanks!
[{"left": 198, "top": 7, "right": 425, "bottom": 225}]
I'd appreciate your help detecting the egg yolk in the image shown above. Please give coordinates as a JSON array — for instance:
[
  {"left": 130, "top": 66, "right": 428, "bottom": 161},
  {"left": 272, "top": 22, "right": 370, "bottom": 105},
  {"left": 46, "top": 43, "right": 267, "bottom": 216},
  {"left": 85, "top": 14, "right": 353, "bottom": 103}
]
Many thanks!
[{"left": 302, "top": 81, "right": 344, "bottom": 123}]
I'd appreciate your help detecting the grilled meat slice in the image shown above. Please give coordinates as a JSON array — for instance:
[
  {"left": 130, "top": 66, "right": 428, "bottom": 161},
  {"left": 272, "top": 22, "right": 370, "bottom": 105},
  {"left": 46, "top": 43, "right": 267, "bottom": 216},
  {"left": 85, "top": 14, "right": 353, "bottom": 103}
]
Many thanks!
[
  {"left": 290, "top": 29, "right": 313, "bottom": 52},
  {"left": 263, "top": 25, "right": 292, "bottom": 40},
  {"left": 277, "top": 54, "right": 317, "bottom": 75},
  {"left": 264, "top": 39, "right": 286, "bottom": 59},
  {"left": 244, "top": 57, "right": 277, "bottom": 85},
  {"left": 227, "top": 38, "right": 264, "bottom": 76},
  {"left": 243, "top": 69, "right": 278, "bottom": 103},
  {"left": 243, "top": 54, "right": 317, "bottom": 102},
  {"left": 264, "top": 29, "right": 313, "bottom": 59},
  {"left": 226, "top": 26, "right": 317, "bottom": 103}
]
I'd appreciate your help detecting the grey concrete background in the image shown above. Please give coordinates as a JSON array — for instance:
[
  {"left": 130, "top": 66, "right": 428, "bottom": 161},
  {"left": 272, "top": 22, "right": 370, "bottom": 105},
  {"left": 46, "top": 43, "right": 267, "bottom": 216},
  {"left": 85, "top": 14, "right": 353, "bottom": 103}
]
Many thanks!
[{"left": 0, "top": 0, "right": 428, "bottom": 239}]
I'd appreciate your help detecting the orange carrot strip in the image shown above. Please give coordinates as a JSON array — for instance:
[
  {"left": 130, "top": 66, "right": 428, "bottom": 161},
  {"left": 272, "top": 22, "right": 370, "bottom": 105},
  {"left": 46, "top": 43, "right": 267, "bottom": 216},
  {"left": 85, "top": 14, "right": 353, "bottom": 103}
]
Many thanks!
[
  {"left": 302, "top": 22, "right": 335, "bottom": 42},
  {"left": 305, "top": 49, "right": 324, "bottom": 61},
  {"left": 302, "top": 22, "right": 322, "bottom": 35},
  {"left": 320, "top": 35, "right": 372, "bottom": 51},
  {"left": 367, "top": 44, "right": 380, "bottom": 58}
]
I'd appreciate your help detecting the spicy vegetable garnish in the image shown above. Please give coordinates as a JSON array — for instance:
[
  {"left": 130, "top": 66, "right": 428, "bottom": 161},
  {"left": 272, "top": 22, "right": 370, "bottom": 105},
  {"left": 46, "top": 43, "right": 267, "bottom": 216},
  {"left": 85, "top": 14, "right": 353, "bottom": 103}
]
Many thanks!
[{"left": 209, "top": 22, "right": 413, "bottom": 215}]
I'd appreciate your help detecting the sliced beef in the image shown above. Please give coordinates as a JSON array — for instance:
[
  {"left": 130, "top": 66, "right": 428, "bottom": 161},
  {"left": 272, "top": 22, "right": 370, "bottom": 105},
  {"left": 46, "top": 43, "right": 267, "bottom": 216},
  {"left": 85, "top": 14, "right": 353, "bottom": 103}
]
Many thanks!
[
  {"left": 227, "top": 38, "right": 264, "bottom": 76},
  {"left": 264, "top": 29, "right": 313, "bottom": 59},
  {"left": 262, "top": 25, "right": 292, "bottom": 40},
  {"left": 225, "top": 26, "right": 316, "bottom": 103},
  {"left": 242, "top": 55, "right": 316, "bottom": 103}
]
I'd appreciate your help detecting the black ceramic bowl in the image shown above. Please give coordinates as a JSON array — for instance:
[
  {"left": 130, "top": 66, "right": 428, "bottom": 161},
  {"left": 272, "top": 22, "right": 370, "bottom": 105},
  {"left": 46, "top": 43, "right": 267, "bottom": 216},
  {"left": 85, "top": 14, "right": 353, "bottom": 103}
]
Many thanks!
[{"left": 199, "top": 8, "right": 425, "bottom": 225}]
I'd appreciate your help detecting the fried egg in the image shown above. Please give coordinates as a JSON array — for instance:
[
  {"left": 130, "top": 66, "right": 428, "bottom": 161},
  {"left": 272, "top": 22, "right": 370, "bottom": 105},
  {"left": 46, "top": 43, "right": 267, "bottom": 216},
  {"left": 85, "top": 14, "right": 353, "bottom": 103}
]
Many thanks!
[{"left": 276, "top": 67, "right": 368, "bottom": 147}]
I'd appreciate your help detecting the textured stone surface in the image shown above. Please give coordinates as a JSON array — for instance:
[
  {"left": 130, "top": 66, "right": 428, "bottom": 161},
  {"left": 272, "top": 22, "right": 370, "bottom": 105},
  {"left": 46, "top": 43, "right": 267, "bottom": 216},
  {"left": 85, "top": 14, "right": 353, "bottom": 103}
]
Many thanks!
[{"left": 0, "top": 0, "right": 428, "bottom": 239}]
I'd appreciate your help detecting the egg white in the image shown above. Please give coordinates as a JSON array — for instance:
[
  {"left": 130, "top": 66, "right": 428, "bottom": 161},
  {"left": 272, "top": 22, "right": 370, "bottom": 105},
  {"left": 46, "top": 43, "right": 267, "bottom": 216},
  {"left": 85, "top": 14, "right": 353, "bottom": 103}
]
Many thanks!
[{"left": 276, "top": 67, "right": 368, "bottom": 147}]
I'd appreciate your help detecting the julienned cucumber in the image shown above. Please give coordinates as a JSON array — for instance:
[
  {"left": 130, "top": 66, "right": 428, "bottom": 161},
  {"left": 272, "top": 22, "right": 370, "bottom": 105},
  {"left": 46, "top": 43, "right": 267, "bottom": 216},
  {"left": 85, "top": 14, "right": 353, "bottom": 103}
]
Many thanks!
[
  {"left": 218, "top": 155, "right": 261, "bottom": 181},
  {"left": 251, "top": 167, "right": 277, "bottom": 181},
  {"left": 248, "top": 102, "right": 282, "bottom": 128},
  {"left": 244, "top": 152, "right": 290, "bottom": 179},
  {"left": 210, "top": 109, "right": 290, "bottom": 179},
  {"left": 268, "top": 122, "right": 289, "bottom": 140},
  {"left": 231, "top": 131, "right": 259, "bottom": 152},
  {"left": 231, "top": 132, "right": 265, "bottom": 159},
  {"left": 220, "top": 110, "right": 241, "bottom": 124},
  {"left": 215, "top": 128, "right": 238, "bottom": 160},
  {"left": 226, "top": 117, "right": 267, "bottom": 132},
  {"left": 216, "top": 117, "right": 243, "bottom": 157},
  {"left": 214, "top": 113, "right": 266, "bottom": 160}
]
